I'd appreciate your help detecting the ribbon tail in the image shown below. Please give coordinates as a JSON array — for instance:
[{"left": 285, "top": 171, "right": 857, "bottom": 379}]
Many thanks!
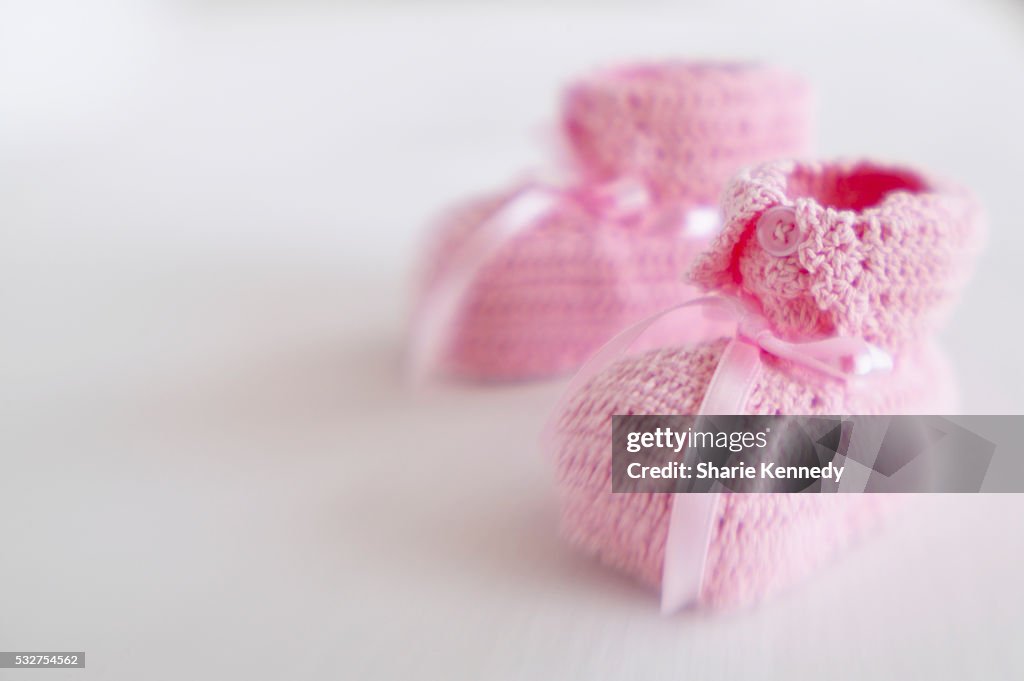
[
  {"left": 661, "top": 338, "right": 762, "bottom": 612},
  {"left": 407, "top": 186, "right": 559, "bottom": 382},
  {"left": 661, "top": 493, "right": 720, "bottom": 613},
  {"left": 697, "top": 338, "right": 762, "bottom": 415},
  {"left": 757, "top": 334, "right": 893, "bottom": 379}
]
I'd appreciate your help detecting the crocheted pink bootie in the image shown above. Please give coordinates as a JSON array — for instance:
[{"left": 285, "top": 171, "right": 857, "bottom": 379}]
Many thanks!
[
  {"left": 410, "top": 63, "right": 814, "bottom": 381},
  {"left": 553, "top": 159, "right": 984, "bottom": 609}
]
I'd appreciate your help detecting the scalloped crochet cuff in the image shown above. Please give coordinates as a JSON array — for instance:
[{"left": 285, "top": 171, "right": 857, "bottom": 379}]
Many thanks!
[
  {"left": 689, "top": 158, "right": 986, "bottom": 353},
  {"left": 562, "top": 62, "right": 814, "bottom": 204}
]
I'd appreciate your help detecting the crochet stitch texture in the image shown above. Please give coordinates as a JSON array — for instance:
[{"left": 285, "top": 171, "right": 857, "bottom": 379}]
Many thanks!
[
  {"left": 691, "top": 159, "right": 983, "bottom": 352},
  {"left": 553, "top": 159, "right": 984, "bottom": 608}
]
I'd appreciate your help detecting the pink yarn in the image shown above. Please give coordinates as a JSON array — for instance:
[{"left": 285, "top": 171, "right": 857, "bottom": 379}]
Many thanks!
[
  {"left": 553, "top": 159, "right": 985, "bottom": 609},
  {"left": 414, "top": 63, "right": 815, "bottom": 380},
  {"left": 563, "top": 62, "right": 814, "bottom": 204},
  {"left": 691, "top": 159, "right": 985, "bottom": 352},
  {"left": 417, "top": 187, "right": 717, "bottom": 380}
]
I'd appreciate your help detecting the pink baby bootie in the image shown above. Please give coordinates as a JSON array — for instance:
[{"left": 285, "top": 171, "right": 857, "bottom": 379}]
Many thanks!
[
  {"left": 552, "top": 158, "right": 985, "bottom": 610},
  {"left": 409, "top": 62, "right": 814, "bottom": 381}
]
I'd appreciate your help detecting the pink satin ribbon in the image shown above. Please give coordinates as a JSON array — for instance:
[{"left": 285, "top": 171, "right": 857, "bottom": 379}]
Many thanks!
[
  {"left": 408, "top": 183, "right": 561, "bottom": 382},
  {"left": 407, "top": 177, "right": 718, "bottom": 381},
  {"left": 546, "top": 295, "right": 894, "bottom": 613}
]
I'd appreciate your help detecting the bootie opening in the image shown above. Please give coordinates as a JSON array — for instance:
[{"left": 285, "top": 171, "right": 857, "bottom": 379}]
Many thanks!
[
  {"left": 783, "top": 162, "right": 929, "bottom": 212},
  {"left": 689, "top": 158, "right": 983, "bottom": 352}
]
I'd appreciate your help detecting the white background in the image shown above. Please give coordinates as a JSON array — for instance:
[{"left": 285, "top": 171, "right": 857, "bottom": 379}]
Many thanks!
[{"left": 2, "top": 0, "right": 1023, "bottom": 678}]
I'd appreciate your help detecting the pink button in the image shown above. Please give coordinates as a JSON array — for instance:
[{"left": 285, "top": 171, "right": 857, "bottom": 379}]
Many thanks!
[{"left": 755, "top": 205, "right": 803, "bottom": 257}]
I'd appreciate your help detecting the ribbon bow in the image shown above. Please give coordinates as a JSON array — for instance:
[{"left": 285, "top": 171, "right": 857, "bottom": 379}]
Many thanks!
[
  {"left": 546, "top": 294, "right": 894, "bottom": 613},
  {"left": 408, "top": 176, "right": 718, "bottom": 381}
]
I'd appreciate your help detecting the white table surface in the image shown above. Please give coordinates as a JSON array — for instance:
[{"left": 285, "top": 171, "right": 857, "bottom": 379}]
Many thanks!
[{"left": 2, "top": 1, "right": 1023, "bottom": 678}]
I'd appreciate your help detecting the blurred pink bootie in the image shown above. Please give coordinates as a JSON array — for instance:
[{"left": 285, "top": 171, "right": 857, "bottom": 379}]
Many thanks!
[{"left": 409, "top": 63, "right": 814, "bottom": 381}]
